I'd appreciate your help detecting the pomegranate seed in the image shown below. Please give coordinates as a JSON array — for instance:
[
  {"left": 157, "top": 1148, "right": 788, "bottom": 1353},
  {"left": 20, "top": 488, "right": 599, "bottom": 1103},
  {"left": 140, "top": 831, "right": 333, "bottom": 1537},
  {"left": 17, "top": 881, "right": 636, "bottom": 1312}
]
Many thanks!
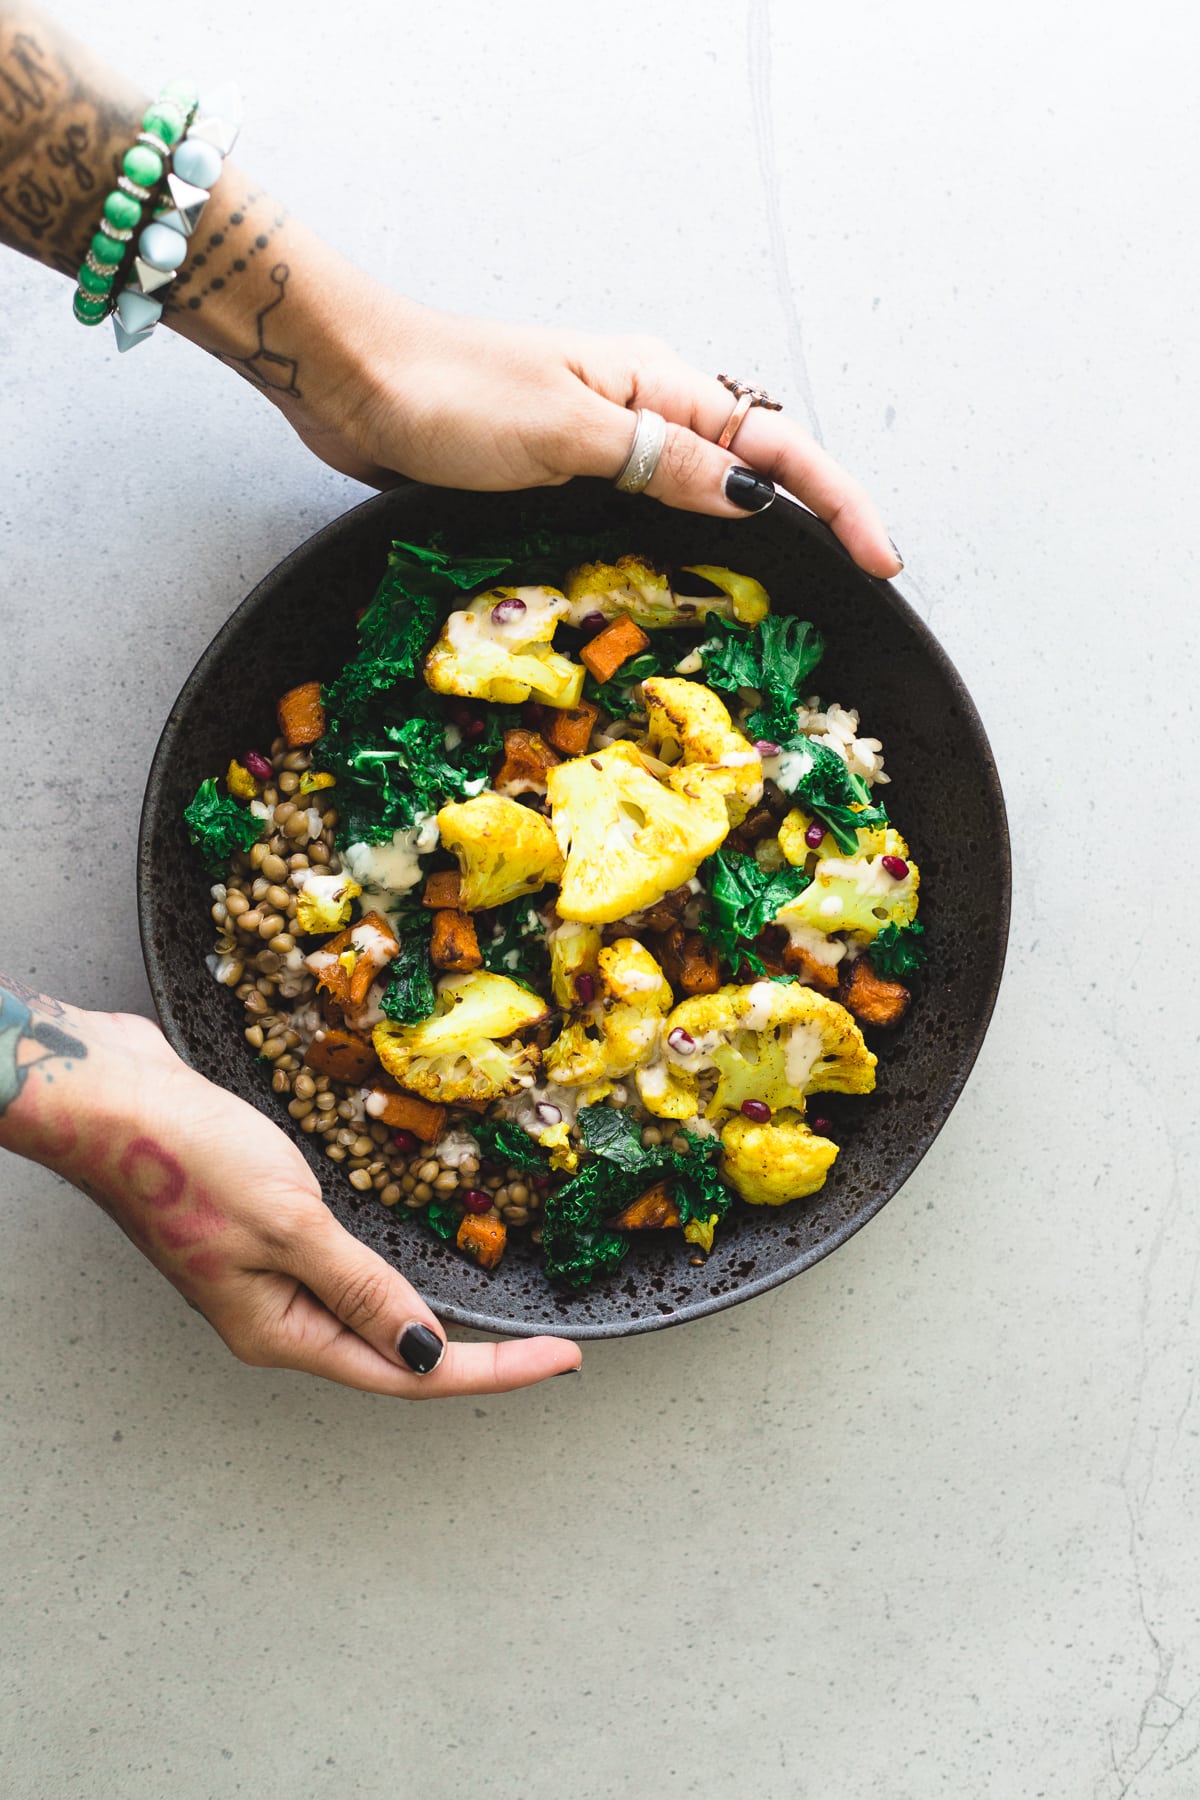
[
  {"left": 753, "top": 739, "right": 781, "bottom": 757},
  {"left": 535, "top": 1101, "right": 562, "bottom": 1125},
  {"left": 391, "top": 1128, "right": 419, "bottom": 1154},
  {"left": 575, "top": 972, "right": 596, "bottom": 1003},
  {"left": 805, "top": 822, "right": 826, "bottom": 849},
  {"left": 811, "top": 1117, "right": 833, "bottom": 1134},
  {"left": 881, "top": 854, "right": 909, "bottom": 879},
  {"left": 667, "top": 1027, "right": 695, "bottom": 1054},
  {"left": 461, "top": 716, "right": 486, "bottom": 740},
  {"left": 580, "top": 611, "right": 606, "bottom": 633},
  {"left": 461, "top": 1188, "right": 493, "bottom": 1213},
  {"left": 491, "top": 597, "right": 527, "bottom": 625},
  {"left": 741, "top": 1099, "right": 772, "bottom": 1122},
  {"left": 243, "top": 750, "right": 272, "bottom": 782}
]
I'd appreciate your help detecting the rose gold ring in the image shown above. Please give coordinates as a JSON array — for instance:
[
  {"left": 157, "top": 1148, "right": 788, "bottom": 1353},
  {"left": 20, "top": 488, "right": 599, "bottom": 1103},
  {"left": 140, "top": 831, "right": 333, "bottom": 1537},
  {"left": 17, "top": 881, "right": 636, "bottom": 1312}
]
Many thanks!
[{"left": 715, "top": 373, "right": 783, "bottom": 450}]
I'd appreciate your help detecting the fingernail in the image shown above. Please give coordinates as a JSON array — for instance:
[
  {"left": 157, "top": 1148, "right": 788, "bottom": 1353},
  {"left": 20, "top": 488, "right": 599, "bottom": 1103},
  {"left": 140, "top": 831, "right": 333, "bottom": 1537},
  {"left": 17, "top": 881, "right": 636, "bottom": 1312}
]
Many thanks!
[
  {"left": 553, "top": 1366, "right": 582, "bottom": 1378},
  {"left": 724, "top": 466, "right": 776, "bottom": 513},
  {"left": 889, "top": 537, "right": 905, "bottom": 569},
  {"left": 397, "top": 1321, "right": 446, "bottom": 1374}
]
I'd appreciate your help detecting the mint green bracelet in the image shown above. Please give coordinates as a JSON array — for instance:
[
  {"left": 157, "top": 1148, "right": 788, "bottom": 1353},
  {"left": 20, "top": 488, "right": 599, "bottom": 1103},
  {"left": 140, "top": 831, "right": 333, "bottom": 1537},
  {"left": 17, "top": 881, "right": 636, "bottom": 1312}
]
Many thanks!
[{"left": 71, "top": 78, "right": 199, "bottom": 326}]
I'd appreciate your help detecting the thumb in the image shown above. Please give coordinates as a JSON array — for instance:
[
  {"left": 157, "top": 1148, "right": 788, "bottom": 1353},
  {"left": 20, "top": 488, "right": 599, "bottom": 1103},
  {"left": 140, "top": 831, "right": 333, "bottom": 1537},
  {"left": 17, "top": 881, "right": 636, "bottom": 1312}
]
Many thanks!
[{"left": 581, "top": 397, "right": 777, "bottom": 518}]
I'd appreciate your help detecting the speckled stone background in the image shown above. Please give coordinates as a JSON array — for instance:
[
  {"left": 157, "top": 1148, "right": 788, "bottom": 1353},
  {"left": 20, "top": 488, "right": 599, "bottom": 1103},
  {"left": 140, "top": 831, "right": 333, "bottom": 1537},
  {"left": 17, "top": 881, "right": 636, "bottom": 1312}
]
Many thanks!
[{"left": 1, "top": 3, "right": 1196, "bottom": 1796}]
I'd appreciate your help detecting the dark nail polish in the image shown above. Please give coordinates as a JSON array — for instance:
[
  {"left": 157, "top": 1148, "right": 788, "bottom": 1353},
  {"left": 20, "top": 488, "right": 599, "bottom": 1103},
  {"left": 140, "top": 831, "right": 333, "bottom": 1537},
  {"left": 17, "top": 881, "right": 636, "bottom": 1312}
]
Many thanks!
[
  {"left": 553, "top": 1366, "right": 582, "bottom": 1378},
  {"left": 889, "top": 537, "right": 905, "bottom": 568},
  {"left": 724, "top": 466, "right": 776, "bottom": 513},
  {"left": 397, "top": 1321, "right": 446, "bottom": 1374}
]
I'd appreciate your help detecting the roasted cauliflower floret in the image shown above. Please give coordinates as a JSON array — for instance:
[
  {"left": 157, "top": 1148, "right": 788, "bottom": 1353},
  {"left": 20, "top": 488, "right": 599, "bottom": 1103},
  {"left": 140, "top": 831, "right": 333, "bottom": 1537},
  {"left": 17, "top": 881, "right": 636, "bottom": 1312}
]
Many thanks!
[
  {"left": 544, "top": 937, "right": 672, "bottom": 1086},
  {"left": 563, "top": 556, "right": 768, "bottom": 629},
  {"left": 293, "top": 869, "right": 361, "bottom": 935},
  {"left": 437, "top": 793, "right": 564, "bottom": 910},
  {"left": 776, "top": 808, "right": 919, "bottom": 942},
  {"left": 546, "top": 740, "right": 729, "bottom": 925},
  {"left": 641, "top": 676, "right": 763, "bottom": 825},
  {"left": 423, "top": 585, "right": 584, "bottom": 709},
  {"left": 720, "top": 1109, "right": 839, "bottom": 1206},
  {"left": 546, "top": 918, "right": 602, "bottom": 1009},
  {"left": 372, "top": 971, "right": 548, "bottom": 1102},
  {"left": 640, "top": 980, "right": 876, "bottom": 1122}
]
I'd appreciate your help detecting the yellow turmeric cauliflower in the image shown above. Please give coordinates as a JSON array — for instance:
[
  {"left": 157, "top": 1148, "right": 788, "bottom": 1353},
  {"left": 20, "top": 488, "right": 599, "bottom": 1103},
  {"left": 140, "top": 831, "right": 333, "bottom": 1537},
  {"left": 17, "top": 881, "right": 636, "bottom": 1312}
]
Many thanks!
[
  {"left": 638, "top": 980, "right": 876, "bottom": 1123},
  {"left": 562, "top": 556, "right": 769, "bottom": 629},
  {"left": 436, "top": 793, "right": 564, "bottom": 910},
  {"left": 423, "top": 585, "right": 584, "bottom": 709},
  {"left": 546, "top": 740, "right": 729, "bottom": 925},
  {"left": 641, "top": 676, "right": 763, "bottom": 825},
  {"left": 294, "top": 869, "right": 362, "bottom": 935},
  {"left": 720, "top": 1110, "right": 839, "bottom": 1206},
  {"left": 544, "top": 938, "right": 672, "bottom": 1087},
  {"left": 546, "top": 918, "right": 602, "bottom": 1009},
  {"left": 372, "top": 971, "right": 548, "bottom": 1102},
  {"left": 776, "top": 808, "right": 919, "bottom": 942}
]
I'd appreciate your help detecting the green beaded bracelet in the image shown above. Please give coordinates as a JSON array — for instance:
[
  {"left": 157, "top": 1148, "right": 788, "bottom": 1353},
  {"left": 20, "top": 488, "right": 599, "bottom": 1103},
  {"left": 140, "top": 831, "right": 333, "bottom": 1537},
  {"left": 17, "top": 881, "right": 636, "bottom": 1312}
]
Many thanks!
[{"left": 71, "top": 79, "right": 198, "bottom": 326}]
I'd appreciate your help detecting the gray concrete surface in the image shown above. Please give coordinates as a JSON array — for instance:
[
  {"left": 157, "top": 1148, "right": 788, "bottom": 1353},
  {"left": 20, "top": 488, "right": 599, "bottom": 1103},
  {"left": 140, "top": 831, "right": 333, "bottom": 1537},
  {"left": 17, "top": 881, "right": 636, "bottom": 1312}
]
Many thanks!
[{"left": 2, "top": 2, "right": 1197, "bottom": 1795}]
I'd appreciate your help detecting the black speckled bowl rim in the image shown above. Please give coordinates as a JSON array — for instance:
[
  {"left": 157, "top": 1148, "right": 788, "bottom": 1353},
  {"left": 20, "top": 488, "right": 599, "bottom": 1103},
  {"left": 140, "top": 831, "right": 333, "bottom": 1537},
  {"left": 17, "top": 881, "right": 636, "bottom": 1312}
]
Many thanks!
[{"left": 138, "top": 481, "right": 1010, "bottom": 1339}]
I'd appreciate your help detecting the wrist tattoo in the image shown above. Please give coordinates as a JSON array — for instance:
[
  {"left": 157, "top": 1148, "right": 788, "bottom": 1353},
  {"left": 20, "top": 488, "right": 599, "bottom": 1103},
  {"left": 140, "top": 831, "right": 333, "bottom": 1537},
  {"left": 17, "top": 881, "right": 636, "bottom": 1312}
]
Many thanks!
[{"left": 0, "top": 977, "right": 86, "bottom": 1120}]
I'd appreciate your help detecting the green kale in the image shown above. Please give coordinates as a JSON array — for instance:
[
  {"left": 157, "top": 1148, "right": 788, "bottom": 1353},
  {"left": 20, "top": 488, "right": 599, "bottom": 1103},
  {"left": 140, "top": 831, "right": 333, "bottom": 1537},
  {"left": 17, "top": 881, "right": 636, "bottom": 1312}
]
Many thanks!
[
  {"left": 473, "top": 1117, "right": 552, "bottom": 1173},
  {"left": 183, "top": 778, "right": 263, "bottom": 871},
  {"left": 699, "top": 615, "right": 825, "bottom": 741},
  {"left": 541, "top": 1106, "right": 733, "bottom": 1287},
  {"left": 318, "top": 541, "right": 521, "bottom": 844},
  {"left": 380, "top": 908, "right": 435, "bottom": 1024},
  {"left": 479, "top": 897, "right": 551, "bottom": 992},
  {"left": 581, "top": 631, "right": 697, "bottom": 717},
  {"left": 868, "top": 920, "right": 928, "bottom": 979},
  {"left": 696, "top": 847, "right": 810, "bottom": 974},
  {"left": 423, "top": 1193, "right": 463, "bottom": 1241},
  {"left": 771, "top": 735, "right": 890, "bottom": 856}
]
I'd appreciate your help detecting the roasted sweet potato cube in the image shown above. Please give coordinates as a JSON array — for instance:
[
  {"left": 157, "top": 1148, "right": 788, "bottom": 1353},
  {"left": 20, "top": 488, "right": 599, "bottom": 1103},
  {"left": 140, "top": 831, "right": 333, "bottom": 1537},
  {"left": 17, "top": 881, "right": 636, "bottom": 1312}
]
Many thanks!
[
  {"left": 494, "top": 727, "right": 561, "bottom": 796},
  {"left": 782, "top": 940, "right": 839, "bottom": 992},
  {"left": 303, "top": 1026, "right": 380, "bottom": 1085},
  {"left": 609, "top": 1179, "right": 682, "bottom": 1230},
  {"left": 306, "top": 911, "right": 399, "bottom": 1009},
  {"left": 839, "top": 956, "right": 911, "bottom": 1028},
  {"left": 422, "top": 869, "right": 463, "bottom": 910},
  {"left": 430, "top": 908, "right": 483, "bottom": 972},
  {"left": 363, "top": 1089, "right": 447, "bottom": 1141},
  {"left": 457, "top": 1213, "right": 507, "bottom": 1270},
  {"left": 277, "top": 681, "right": 325, "bottom": 748},
  {"left": 578, "top": 617, "right": 650, "bottom": 684},
  {"left": 543, "top": 700, "right": 600, "bottom": 757},
  {"left": 656, "top": 925, "right": 721, "bottom": 996}
]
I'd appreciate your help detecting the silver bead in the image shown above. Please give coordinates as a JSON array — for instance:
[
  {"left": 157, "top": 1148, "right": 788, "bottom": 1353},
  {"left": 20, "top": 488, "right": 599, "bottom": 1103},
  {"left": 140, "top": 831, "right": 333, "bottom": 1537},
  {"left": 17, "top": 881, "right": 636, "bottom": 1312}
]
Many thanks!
[
  {"left": 117, "top": 175, "right": 152, "bottom": 201},
  {"left": 154, "top": 172, "right": 209, "bottom": 237},
  {"left": 97, "top": 218, "right": 133, "bottom": 243},
  {"left": 84, "top": 250, "right": 118, "bottom": 278},
  {"left": 130, "top": 255, "right": 176, "bottom": 295}
]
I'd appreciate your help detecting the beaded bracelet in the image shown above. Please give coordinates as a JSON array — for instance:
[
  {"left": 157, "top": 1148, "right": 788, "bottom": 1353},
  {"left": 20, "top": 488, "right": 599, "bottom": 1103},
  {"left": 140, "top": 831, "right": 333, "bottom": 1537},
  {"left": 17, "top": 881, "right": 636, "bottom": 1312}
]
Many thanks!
[
  {"left": 111, "top": 85, "right": 241, "bottom": 353},
  {"left": 72, "top": 79, "right": 199, "bottom": 327}
]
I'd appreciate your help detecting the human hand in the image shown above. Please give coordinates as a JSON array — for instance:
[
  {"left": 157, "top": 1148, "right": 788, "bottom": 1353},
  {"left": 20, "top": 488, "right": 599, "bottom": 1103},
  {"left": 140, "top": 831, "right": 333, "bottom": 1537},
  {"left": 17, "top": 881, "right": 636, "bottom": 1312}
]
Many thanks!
[
  {"left": 6, "top": 997, "right": 581, "bottom": 1396},
  {"left": 285, "top": 291, "right": 902, "bottom": 577}
]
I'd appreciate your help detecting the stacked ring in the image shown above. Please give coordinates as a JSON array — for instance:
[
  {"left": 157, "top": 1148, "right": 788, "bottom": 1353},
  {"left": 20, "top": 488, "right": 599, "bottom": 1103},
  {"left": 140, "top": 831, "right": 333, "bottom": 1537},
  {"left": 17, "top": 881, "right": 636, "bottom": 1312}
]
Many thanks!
[
  {"left": 71, "top": 78, "right": 199, "bottom": 326},
  {"left": 613, "top": 408, "right": 668, "bottom": 494},
  {"left": 111, "top": 84, "right": 241, "bottom": 353}
]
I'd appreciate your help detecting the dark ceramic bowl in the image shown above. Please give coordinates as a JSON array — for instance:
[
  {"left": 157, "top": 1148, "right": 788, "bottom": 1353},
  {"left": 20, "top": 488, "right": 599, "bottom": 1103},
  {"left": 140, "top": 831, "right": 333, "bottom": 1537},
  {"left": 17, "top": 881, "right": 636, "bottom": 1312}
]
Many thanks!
[{"left": 138, "top": 480, "right": 1009, "bottom": 1339}]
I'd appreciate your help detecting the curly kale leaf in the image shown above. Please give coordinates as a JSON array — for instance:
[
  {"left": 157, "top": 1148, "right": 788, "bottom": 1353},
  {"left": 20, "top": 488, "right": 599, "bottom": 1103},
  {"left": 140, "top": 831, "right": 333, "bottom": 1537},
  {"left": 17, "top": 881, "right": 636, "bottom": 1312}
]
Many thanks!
[
  {"left": 473, "top": 1118, "right": 552, "bottom": 1174},
  {"left": 183, "top": 778, "right": 263, "bottom": 871},
  {"left": 581, "top": 631, "right": 697, "bottom": 717},
  {"left": 541, "top": 1106, "right": 733, "bottom": 1287},
  {"left": 696, "top": 847, "right": 810, "bottom": 974},
  {"left": 479, "top": 898, "right": 550, "bottom": 992},
  {"left": 772, "top": 736, "right": 890, "bottom": 855},
  {"left": 319, "top": 541, "right": 521, "bottom": 843},
  {"left": 380, "top": 909, "right": 435, "bottom": 1024},
  {"left": 868, "top": 920, "right": 928, "bottom": 979},
  {"left": 423, "top": 1193, "right": 463, "bottom": 1241},
  {"left": 699, "top": 615, "right": 825, "bottom": 740}
]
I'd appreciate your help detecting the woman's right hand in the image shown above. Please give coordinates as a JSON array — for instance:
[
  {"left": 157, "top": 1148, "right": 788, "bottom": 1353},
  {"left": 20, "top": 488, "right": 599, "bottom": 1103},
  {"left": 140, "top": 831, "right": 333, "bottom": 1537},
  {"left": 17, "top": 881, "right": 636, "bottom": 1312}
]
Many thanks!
[{"left": 3, "top": 988, "right": 581, "bottom": 1395}]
